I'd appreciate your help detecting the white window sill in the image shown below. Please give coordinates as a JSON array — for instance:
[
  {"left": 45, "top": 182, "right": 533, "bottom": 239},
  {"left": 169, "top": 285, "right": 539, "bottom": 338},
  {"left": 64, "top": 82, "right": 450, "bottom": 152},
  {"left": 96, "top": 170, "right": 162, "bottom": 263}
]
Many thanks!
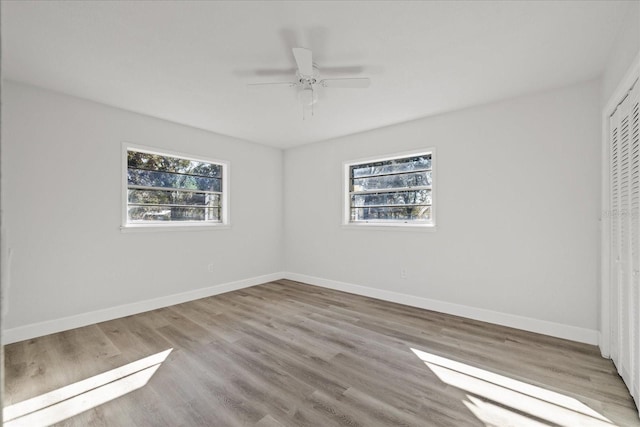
[
  {"left": 121, "top": 223, "right": 232, "bottom": 233},
  {"left": 341, "top": 223, "right": 437, "bottom": 232}
]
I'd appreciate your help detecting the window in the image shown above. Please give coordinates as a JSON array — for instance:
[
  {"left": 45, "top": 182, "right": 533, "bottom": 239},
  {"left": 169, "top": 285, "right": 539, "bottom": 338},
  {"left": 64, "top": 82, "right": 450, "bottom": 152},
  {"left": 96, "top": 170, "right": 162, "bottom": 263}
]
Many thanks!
[
  {"left": 123, "top": 145, "right": 228, "bottom": 228},
  {"left": 344, "top": 150, "right": 435, "bottom": 227}
]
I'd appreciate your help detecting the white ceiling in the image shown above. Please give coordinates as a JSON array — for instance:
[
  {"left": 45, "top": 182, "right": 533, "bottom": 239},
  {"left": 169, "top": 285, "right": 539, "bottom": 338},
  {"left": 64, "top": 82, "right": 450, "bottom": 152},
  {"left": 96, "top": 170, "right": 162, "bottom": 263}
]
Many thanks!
[{"left": 1, "top": 1, "right": 631, "bottom": 148}]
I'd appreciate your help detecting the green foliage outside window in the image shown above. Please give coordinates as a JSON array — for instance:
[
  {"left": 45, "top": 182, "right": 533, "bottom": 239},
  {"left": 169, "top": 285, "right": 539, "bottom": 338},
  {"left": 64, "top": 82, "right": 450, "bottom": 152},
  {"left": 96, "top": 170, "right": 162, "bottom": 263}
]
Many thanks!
[{"left": 126, "top": 150, "right": 223, "bottom": 223}]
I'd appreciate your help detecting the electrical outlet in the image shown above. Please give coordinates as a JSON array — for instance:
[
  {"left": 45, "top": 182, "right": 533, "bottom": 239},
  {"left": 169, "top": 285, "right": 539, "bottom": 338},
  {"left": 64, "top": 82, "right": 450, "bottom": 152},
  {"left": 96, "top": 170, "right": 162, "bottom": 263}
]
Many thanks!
[
  {"left": 207, "top": 263, "right": 215, "bottom": 272},
  {"left": 400, "top": 268, "right": 408, "bottom": 279}
]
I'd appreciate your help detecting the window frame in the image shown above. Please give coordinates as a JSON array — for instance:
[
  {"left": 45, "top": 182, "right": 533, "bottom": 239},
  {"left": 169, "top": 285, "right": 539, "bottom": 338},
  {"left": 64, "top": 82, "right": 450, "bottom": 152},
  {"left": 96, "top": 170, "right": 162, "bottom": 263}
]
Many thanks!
[
  {"left": 121, "top": 143, "right": 230, "bottom": 231},
  {"left": 342, "top": 148, "right": 436, "bottom": 230}
]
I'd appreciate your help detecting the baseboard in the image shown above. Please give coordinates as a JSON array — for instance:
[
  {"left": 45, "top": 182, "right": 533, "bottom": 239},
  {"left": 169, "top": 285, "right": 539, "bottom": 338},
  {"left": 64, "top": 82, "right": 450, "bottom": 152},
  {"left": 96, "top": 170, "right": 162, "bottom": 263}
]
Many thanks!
[
  {"left": 599, "top": 331, "right": 610, "bottom": 358},
  {"left": 1, "top": 272, "right": 284, "bottom": 345},
  {"left": 3, "top": 271, "right": 600, "bottom": 346},
  {"left": 283, "top": 272, "right": 600, "bottom": 345}
]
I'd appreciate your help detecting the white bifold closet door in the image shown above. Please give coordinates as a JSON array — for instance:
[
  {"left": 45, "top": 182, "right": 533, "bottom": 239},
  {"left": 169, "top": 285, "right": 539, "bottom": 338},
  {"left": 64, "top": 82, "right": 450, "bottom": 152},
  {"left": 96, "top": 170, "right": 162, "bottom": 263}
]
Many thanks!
[{"left": 610, "top": 77, "right": 640, "bottom": 411}]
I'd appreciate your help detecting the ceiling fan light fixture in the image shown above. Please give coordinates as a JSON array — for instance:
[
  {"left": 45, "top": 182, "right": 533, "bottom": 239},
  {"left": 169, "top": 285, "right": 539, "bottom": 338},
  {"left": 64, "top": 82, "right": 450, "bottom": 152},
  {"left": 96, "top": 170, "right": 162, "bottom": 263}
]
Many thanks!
[{"left": 298, "top": 88, "right": 317, "bottom": 106}]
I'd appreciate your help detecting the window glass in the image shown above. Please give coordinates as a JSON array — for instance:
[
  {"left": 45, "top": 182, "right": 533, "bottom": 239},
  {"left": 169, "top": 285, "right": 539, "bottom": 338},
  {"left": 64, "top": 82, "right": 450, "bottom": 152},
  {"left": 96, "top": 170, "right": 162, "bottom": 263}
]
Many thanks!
[
  {"left": 346, "top": 152, "right": 434, "bottom": 226},
  {"left": 125, "top": 148, "right": 226, "bottom": 225}
]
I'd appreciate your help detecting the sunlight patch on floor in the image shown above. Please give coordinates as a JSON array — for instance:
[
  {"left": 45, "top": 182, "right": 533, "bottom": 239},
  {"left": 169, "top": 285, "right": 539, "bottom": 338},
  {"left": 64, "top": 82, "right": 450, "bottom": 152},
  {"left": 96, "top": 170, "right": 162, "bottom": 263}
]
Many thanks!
[
  {"left": 410, "top": 347, "right": 614, "bottom": 427},
  {"left": 3, "top": 348, "right": 172, "bottom": 427},
  {"left": 463, "top": 395, "right": 552, "bottom": 427}
]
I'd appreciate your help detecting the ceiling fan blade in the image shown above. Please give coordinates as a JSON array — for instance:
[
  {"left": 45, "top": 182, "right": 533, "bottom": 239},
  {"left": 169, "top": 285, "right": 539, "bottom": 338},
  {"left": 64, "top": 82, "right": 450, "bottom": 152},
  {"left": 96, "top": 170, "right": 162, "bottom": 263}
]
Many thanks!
[
  {"left": 253, "top": 68, "right": 297, "bottom": 76},
  {"left": 320, "top": 78, "right": 371, "bottom": 88},
  {"left": 292, "top": 47, "right": 313, "bottom": 76},
  {"left": 320, "top": 65, "right": 365, "bottom": 75},
  {"left": 247, "top": 82, "right": 296, "bottom": 87}
]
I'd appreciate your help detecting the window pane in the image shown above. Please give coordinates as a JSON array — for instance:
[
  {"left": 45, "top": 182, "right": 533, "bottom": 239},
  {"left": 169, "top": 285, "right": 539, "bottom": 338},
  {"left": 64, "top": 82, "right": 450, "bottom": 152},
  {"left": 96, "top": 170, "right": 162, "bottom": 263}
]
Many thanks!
[
  {"left": 351, "top": 205, "right": 431, "bottom": 221},
  {"left": 128, "top": 206, "right": 220, "bottom": 222},
  {"left": 352, "top": 171, "right": 431, "bottom": 191},
  {"left": 352, "top": 155, "right": 431, "bottom": 178},
  {"left": 351, "top": 190, "right": 431, "bottom": 207},
  {"left": 128, "top": 189, "right": 220, "bottom": 207},
  {"left": 128, "top": 169, "right": 221, "bottom": 192},
  {"left": 128, "top": 151, "right": 221, "bottom": 178}
]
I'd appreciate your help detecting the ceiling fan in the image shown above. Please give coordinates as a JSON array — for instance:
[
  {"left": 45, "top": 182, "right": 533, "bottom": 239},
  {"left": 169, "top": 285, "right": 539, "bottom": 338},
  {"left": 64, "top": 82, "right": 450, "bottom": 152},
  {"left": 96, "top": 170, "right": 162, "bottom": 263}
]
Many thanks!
[{"left": 248, "top": 47, "right": 371, "bottom": 116}]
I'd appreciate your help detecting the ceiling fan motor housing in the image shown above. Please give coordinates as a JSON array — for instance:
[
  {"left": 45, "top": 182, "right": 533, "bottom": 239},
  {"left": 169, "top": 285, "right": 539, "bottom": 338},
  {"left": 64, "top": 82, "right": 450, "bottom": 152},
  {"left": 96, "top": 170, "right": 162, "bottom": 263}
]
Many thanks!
[{"left": 297, "top": 65, "right": 320, "bottom": 89}]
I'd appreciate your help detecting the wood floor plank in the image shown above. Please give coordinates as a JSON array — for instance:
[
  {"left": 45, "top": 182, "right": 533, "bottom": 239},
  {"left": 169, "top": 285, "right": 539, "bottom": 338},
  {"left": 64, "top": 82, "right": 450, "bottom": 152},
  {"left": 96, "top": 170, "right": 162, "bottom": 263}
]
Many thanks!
[{"left": 3, "top": 280, "right": 639, "bottom": 426}]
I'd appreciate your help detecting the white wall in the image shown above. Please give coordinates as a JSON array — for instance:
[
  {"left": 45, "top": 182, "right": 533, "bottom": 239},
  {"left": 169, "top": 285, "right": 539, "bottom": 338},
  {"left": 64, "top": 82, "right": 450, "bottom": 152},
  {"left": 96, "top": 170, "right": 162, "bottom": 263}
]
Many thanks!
[
  {"left": 284, "top": 80, "right": 602, "bottom": 339},
  {"left": 601, "top": 0, "right": 640, "bottom": 106},
  {"left": 0, "top": 78, "right": 605, "bottom": 343},
  {"left": 1, "top": 81, "right": 283, "bottom": 333}
]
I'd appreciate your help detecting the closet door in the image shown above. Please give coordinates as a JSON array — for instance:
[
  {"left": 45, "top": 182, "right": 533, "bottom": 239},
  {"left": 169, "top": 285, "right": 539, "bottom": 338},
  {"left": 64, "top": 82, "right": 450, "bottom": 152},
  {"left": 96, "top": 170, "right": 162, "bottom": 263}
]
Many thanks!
[
  {"left": 610, "top": 79, "right": 640, "bottom": 409},
  {"left": 631, "top": 82, "right": 640, "bottom": 405}
]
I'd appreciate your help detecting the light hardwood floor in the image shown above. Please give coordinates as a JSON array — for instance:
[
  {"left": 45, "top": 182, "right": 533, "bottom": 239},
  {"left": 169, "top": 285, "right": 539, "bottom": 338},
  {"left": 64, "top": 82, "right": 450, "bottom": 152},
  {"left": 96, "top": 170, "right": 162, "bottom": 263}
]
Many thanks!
[{"left": 3, "top": 280, "right": 640, "bottom": 426}]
